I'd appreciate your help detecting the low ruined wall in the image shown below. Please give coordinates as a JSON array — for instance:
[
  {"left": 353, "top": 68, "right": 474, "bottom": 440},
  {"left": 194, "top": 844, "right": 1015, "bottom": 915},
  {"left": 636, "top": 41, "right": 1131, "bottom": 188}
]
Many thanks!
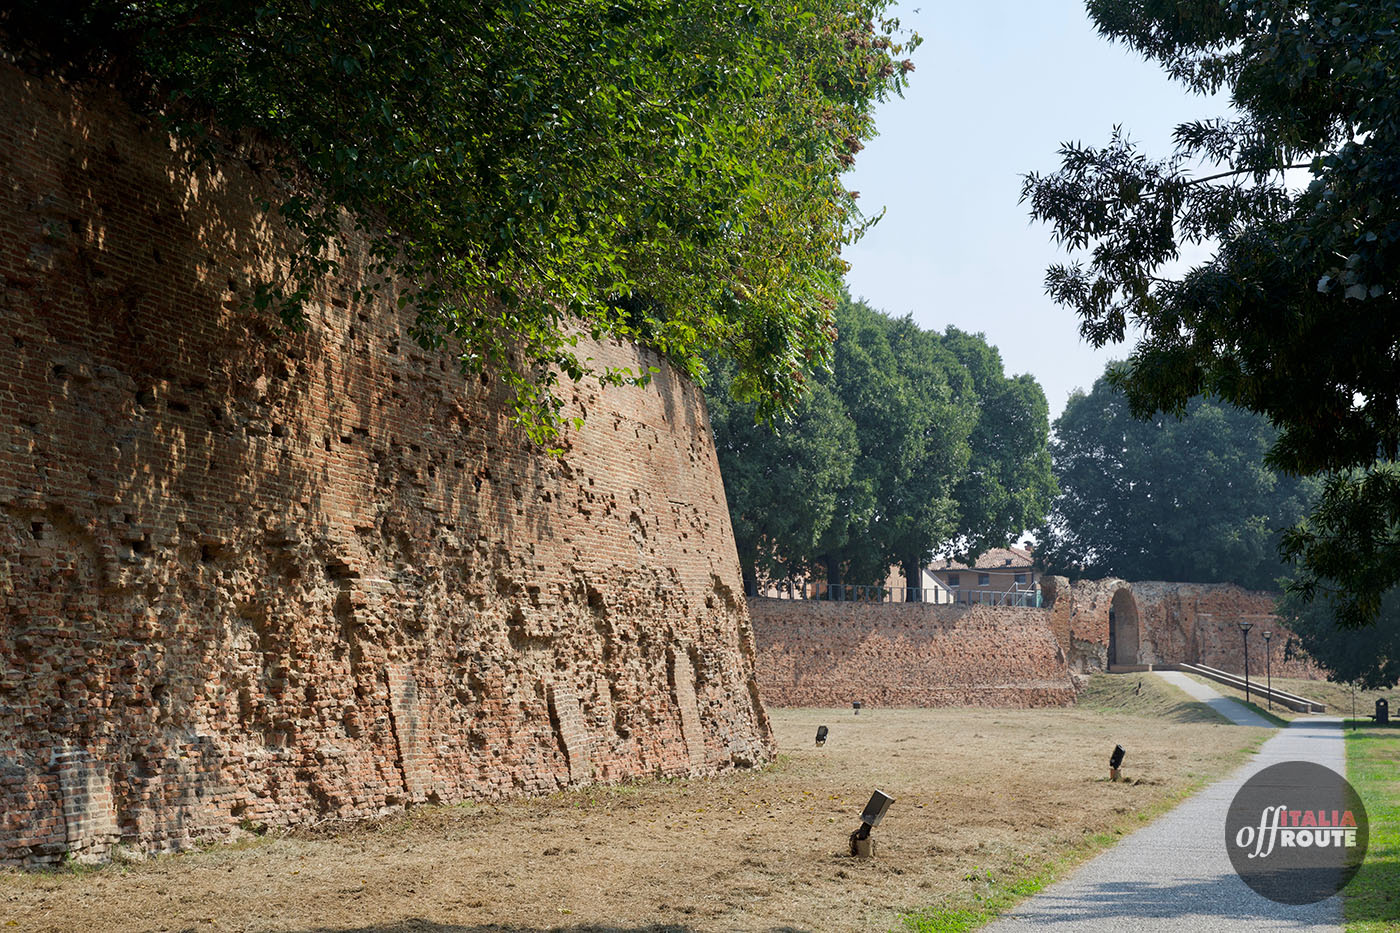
[
  {"left": 0, "top": 63, "right": 772, "bottom": 866},
  {"left": 1057, "top": 579, "right": 1321, "bottom": 678},
  {"left": 749, "top": 599, "right": 1078, "bottom": 708}
]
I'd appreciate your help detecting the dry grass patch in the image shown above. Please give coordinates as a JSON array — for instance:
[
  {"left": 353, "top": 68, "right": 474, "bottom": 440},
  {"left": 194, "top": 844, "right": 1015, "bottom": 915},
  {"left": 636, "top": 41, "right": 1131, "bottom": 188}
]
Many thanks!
[{"left": 0, "top": 701, "right": 1267, "bottom": 933}]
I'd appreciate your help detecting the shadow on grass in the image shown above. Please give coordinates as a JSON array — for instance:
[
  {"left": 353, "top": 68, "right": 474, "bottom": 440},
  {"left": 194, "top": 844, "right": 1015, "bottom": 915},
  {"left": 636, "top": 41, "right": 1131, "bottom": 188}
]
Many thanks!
[{"left": 295, "top": 918, "right": 817, "bottom": 924}]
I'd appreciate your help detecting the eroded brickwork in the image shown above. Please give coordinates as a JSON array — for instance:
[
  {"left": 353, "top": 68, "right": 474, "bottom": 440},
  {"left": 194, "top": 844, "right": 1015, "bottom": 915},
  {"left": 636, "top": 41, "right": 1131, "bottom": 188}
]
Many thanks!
[
  {"left": 1059, "top": 579, "right": 1321, "bottom": 679},
  {"left": 0, "top": 64, "right": 772, "bottom": 866},
  {"left": 749, "top": 599, "right": 1079, "bottom": 708}
]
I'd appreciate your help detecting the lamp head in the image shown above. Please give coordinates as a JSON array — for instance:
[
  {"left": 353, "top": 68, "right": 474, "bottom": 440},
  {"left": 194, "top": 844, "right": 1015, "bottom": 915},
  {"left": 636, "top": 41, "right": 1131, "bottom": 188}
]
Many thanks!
[
  {"left": 1263, "top": 630, "right": 1272, "bottom": 642},
  {"left": 1238, "top": 620, "right": 1254, "bottom": 633},
  {"left": 860, "top": 789, "right": 895, "bottom": 830}
]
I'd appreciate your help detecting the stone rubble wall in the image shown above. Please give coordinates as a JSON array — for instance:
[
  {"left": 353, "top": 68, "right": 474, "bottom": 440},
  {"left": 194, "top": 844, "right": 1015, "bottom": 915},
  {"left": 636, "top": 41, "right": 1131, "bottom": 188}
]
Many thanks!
[{"left": 0, "top": 63, "right": 772, "bottom": 867}]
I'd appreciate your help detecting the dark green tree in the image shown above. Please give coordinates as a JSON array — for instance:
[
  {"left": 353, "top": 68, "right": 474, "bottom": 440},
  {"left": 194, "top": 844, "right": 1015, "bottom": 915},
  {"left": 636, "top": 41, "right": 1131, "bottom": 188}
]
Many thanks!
[
  {"left": 1039, "top": 373, "right": 1318, "bottom": 589},
  {"left": 1280, "top": 583, "right": 1400, "bottom": 689},
  {"left": 816, "top": 302, "right": 974, "bottom": 596},
  {"left": 1022, "top": 1, "right": 1400, "bottom": 626},
  {"left": 708, "top": 296, "right": 1053, "bottom": 598},
  {"left": 3, "top": 0, "right": 917, "bottom": 443},
  {"left": 708, "top": 364, "right": 857, "bottom": 596},
  {"left": 942, "top": 328, "right": 1057, "bottom": 563}
]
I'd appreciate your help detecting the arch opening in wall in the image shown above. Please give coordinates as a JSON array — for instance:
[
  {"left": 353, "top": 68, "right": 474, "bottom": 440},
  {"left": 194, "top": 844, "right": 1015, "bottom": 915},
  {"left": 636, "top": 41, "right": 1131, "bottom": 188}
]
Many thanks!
[{"left": 1109, "top": 587, "right": 1140, "bottom": 668}]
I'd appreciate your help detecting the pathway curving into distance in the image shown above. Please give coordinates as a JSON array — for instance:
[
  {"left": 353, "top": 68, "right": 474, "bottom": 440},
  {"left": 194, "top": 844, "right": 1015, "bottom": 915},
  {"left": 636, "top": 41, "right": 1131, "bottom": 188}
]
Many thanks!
[
  {"left": 1153, "top": 670, "right": 1279, "bottom": 728},
  {"left": 981, "top": 717, "right": 1345, "bottom": 932}
]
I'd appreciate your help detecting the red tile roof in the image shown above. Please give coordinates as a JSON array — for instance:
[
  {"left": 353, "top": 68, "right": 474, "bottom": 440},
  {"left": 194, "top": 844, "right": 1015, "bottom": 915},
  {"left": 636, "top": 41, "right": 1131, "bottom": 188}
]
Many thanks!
[{"left": 929, "top": 546, "right": 1034, "bottom": 572}]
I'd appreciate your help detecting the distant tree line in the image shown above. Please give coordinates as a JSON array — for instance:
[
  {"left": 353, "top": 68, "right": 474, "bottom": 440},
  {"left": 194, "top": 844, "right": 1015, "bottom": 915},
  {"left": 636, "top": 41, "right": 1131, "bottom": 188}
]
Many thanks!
[
  {"left": 1036, "top": 373, "right": 1320, "bottom": 592},
  {"left": 706, "top": 296, "right": 1055, "bottom": 597}
]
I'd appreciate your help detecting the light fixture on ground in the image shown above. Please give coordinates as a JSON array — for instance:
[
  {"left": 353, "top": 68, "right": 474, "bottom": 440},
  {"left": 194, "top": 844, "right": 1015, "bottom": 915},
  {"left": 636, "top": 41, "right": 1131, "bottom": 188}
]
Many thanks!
[
  {"left": 1238, "top": 620, "right": 1254, "bottom": 704},
  {"left": 852, "top": 701, "right": 861, "bottom": 716},
  {"left": 816, "top": 725, "right": 828, "bottom": 746},
  {"left": 1109, "top": 744, "right": 1125, "bottom": 781},
  {"left": 1263, "top": 630, "right": 1273, "bottom": 711},
  {"left": 849, "top": 789, "right": 894, "bottom": 858}
]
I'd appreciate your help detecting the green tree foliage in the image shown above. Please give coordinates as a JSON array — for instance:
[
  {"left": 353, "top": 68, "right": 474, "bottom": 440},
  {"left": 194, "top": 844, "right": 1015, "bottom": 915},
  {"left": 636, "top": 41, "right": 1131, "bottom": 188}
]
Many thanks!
[
  {"left": 1039, "top": 373, "right": 1318, "bottom": 590},
  {"left": 942, "top": 328, "right": 1057, "bottom": 563},
  {"left": 707, "top": 366, "right": 857, "bottom": 597},
  {"left": 709, "top": 296, "right": 1053, "bottom": 596},
  {"left": 1021, "top": 1, "right": 1400, "bottom": 626},
  {"left": 3, "top": 0, "right": 917, "bottom": 443},
  {"left": 1280, "top": 585, "right": 1400, "bottom": 689}
]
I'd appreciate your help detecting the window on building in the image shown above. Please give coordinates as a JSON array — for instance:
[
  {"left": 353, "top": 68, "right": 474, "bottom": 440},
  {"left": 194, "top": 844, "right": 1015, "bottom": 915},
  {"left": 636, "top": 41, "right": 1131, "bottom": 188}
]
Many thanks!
[
  {"left": 947, "top": 573, "right": 960, "bottom": 587},
  {"left": 978, "top": 573, "right": 990, "bottom": 586},
  {"left": 1015, "top": 572, "right": 1027, "bottom": 584}
]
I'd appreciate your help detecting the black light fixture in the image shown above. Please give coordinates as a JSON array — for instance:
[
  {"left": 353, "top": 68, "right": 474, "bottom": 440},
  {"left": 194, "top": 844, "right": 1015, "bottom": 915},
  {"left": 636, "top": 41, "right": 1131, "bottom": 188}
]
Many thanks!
[
  {"left": 849, "top": 789, "right": 895, "bottom": 857},
  {"left": 1263, "top": 630, "right": 1273, "bottom": 711},
  {"left": 1109, "top": 744, "right": 1125, "bottom": 781},
  {"left": 1238, "top": 620, "right": 1254, "bottom": 704},
  {"left": 852, "top": 701, "right": 862, "bottom": 716},
  {"left": 816, "top": 725, "right": 829, "bottom": 746}
]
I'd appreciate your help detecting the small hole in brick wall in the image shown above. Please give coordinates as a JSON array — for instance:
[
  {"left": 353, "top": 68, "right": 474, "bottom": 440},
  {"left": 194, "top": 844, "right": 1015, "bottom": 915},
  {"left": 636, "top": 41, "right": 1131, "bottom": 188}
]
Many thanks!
[
  {"left": 271, "top": 423, "right": 288, "bottom": 438},
  {"left": 135, "top": 388, "right": 154, "bottom": 409},
  {"left": 132, "top": 535, "right": 149, "bottom": 555},
  {"left": 30, "top": 522, "right": 43, "bottom": 540},
  {"left": 152, "top": 247, "right": 163, "bottom": 264},
  {"left": 152, "top": 684, "right": 168, "bottom": 704},
  {"left": 69, "top": 218, "right": 83, "bottom": 237},
  {"left": 51, "top": 363, "right": 68, "bottom": 379},
  {"left": 168, "top": 400, "right": 190, "bottom": 413},
  {"left": 480, "top": 372, "right": 490, "bottom": 385}
]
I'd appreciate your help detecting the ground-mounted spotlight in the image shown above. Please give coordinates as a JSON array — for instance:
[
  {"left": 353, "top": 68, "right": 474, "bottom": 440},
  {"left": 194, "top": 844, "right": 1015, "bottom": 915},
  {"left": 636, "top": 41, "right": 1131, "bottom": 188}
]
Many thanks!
[
  {"left": 816, "top": 725, "right": 829, "bottom": 746},
  {"left": 849, "top": 789, "right": 894, "bottom": 858},
  {"left": 853, "top": 701, "right": 862, "bottom": 716},
  {"left": 1109, "top": 744, "right": 1126, "bottom": 781}
]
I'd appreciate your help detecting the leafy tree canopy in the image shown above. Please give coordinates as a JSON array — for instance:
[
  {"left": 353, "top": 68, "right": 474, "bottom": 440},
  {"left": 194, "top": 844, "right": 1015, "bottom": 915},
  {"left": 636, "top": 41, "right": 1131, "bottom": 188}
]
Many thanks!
[
  {"left": 1038, "top": 371, "right": 1318, "bottom": 590},
  {"left": 1022, "top": 0, "right": 1400, "bottom": 626},
  {"left": 3, "top": 0, "right": 917, "bottom": 444},
  {"left": 709, "top": 295, "right": 1054, "bottom": 595},
  {"left": 1280, "top": 583, "right": 1400, "bottom": 689}
]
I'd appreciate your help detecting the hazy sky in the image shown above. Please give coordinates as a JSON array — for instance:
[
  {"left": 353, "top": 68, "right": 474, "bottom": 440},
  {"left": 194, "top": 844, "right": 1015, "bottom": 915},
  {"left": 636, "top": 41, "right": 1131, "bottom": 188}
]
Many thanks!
[{"left": 842, "top": 0, "right": 1231, "bottom": 420}]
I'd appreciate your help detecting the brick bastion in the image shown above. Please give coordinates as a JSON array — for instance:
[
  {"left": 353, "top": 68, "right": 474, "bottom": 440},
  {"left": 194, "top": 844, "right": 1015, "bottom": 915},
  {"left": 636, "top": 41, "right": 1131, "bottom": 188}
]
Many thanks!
[{"left": 0, "top": 63, "right": 772, "bottom": 866}]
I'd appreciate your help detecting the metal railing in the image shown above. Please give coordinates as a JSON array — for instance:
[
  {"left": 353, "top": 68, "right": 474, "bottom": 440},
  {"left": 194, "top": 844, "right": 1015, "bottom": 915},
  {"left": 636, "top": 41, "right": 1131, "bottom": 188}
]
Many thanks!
[{"left": 757, "top": 581, "right": 1041, "bottom": 607}]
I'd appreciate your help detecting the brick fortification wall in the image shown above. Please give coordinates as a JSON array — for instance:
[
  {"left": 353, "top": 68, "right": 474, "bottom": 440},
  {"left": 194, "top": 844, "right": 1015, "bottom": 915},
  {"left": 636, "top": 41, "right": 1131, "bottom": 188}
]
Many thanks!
[
  {"left": 749, "top": 599, "right": 1079, "bottom": 708},
  {"left": 0, "top": 65, "right": 772, "bottom": 866},
  {"left": 1053, "top": 578, "right": 1322, "bottom": 679}
]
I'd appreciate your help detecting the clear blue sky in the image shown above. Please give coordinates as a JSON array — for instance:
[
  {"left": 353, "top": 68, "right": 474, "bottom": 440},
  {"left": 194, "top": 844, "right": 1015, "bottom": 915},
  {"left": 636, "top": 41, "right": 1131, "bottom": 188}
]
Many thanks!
[{"left": 842, "top": 0, "right": 1230, "bottom": 420}]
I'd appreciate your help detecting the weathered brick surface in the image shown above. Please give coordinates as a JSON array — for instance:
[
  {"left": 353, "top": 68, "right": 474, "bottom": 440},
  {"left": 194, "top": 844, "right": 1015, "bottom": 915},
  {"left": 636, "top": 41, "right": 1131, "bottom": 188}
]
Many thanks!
[
  {"left": 1058, "top": 579, "right": 1322, "bottom": 678},
  {"left": 749, "top": 599, "right": 1079, "bottom": 708},
  {"left": 0, "top": 64, "right": 772, "bottom": 866}
]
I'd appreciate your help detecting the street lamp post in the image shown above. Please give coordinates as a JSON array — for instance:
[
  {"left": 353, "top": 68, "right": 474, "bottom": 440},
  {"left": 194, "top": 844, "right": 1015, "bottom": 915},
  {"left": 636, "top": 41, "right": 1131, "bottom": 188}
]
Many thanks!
[
  {"left": 1263, "top": 630, "right": 1273, "bottom": 711},
  {"left": 1238, "top": 620, "right": 1254, "bottom": 705}
]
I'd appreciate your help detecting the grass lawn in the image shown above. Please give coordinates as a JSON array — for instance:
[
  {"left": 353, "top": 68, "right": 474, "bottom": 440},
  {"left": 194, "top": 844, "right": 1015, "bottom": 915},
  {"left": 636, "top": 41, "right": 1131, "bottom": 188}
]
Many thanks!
[
  {"left": 0, "top": 681, "right": 1268, "bottom": 933},
  {"left": 1346, "top": 723, "right": 1400, "bottom": 933}
]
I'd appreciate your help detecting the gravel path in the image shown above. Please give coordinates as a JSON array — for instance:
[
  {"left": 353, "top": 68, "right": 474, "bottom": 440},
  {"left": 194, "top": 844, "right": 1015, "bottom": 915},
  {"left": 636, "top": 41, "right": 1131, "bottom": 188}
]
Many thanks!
[
  {"left": 981, "top": 717, "right": 1346, "bottom": 932},
  {"left": 1154, "top": 669, "right": 1278, "bottom": 728}
]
